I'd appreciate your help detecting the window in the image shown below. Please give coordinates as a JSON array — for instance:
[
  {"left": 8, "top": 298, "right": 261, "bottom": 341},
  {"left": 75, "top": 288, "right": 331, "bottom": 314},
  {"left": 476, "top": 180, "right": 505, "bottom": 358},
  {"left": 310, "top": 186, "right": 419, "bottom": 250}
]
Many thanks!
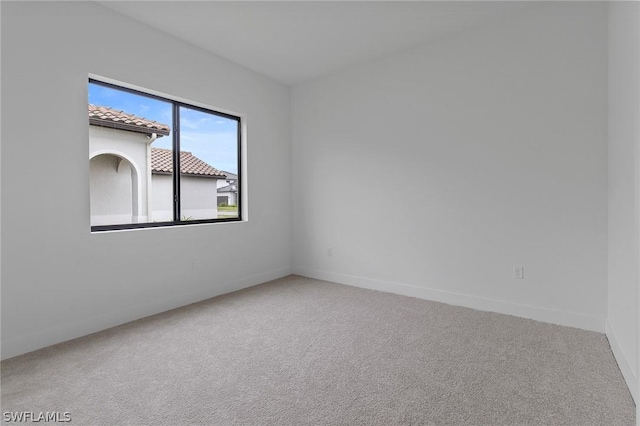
[{"left": 88, "top": 78, "right": 241, "bottom": 231}]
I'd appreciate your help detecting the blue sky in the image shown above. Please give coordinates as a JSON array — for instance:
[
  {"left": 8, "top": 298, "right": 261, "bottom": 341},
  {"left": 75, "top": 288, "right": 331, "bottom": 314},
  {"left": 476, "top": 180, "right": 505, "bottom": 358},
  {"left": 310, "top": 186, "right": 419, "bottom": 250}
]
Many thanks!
[{"left": 88, "top": 82, "right": 239, "bottom": 174}]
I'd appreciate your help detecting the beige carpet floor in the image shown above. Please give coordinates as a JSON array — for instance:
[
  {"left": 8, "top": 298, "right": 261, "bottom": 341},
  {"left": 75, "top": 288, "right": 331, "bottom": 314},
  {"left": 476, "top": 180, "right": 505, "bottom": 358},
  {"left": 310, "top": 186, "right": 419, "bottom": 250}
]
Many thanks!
[{"left": 1, "top": 275, "right": 636, "bottom": 425}]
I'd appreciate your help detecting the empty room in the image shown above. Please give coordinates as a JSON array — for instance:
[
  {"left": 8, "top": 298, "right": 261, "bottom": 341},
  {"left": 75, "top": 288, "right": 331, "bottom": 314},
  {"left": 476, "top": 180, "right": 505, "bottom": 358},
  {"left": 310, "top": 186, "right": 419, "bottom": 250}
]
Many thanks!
[{"left": 1, "top": 1, "right": 639, "bottom": 425}]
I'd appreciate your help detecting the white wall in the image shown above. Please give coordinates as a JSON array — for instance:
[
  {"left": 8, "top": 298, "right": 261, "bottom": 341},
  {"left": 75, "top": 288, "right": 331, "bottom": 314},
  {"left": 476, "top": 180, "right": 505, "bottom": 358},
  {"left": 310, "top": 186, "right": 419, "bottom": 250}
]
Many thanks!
[
  {"left": 150, "top": 174, "right": 220, "bottom": 221},
  {"left": 292, "top": 3, "right": 608, "bottom": 332},
  {"left": 180, "top": 176, "right": 219, "bottom": 220},
  {"left": 1, "top": 2, "right": 291, "bottom": 359},
  {"left": 607, "top": 1, "right": 640, "bottom": 404},
  {"left": 151, "top": 174, "right": 174, "bottom": 222},
  {"left": 89, "top": 126, "right": 150, "bottom": 225},
  {"left": 90, "top": 154, "right": 135, "bottom": 225}
]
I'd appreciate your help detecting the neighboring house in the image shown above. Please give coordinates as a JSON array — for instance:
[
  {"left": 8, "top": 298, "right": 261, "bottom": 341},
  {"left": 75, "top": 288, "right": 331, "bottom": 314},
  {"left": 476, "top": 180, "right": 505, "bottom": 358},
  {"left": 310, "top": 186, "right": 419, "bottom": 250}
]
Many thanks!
[
  {"left": 89, "top": 105, "right": 226, "bottom": 226},
  {"left": 216, "top": 171, "right": 238, "bottom": 206}
]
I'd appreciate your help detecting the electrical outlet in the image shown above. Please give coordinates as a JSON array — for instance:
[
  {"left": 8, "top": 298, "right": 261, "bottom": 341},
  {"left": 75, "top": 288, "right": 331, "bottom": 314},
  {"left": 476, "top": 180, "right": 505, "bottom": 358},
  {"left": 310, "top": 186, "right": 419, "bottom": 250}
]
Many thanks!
[
  {"left": 513, "top": 265, "right": 524, "bottom": 279},
  {"left": 327, "top": 248, "right": 333, "bottom": 257}
]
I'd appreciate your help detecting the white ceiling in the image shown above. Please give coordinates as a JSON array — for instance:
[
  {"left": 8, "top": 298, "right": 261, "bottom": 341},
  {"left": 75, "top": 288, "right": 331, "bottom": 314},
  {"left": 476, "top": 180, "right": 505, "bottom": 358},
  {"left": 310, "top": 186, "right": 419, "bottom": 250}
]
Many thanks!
[{"left": 99, "top": 1, "right": 540, "bottom": 86}]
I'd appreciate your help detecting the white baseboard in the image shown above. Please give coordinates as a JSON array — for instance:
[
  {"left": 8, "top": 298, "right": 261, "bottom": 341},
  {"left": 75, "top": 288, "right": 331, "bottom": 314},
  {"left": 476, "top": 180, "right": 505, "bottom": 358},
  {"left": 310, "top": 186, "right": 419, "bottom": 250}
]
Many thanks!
[
  {"left": 606, "top": 320, "right": 638, "bottom": 403},
  {"left": 293, "top": 267, "right": 606, "bottom": 333},
  {"left": 1, "top": 267, "right": 292, "bottom": 360}
]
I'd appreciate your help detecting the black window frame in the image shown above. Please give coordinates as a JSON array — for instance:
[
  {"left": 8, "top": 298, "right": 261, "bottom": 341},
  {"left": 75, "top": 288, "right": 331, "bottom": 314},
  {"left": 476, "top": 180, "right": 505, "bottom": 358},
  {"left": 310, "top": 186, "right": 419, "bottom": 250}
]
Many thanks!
[{"left": 89, "top": 78, "right": 242, "bottom": 232}]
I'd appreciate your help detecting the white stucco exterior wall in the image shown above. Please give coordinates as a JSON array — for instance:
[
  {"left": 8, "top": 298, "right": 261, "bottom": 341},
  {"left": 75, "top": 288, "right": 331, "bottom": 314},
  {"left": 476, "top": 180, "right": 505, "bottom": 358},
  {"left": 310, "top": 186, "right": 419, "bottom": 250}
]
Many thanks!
[
  {"left": 90, "top": 125, "right": 223, "bottom": 223},
  {"left": 151, "top": 174, "right": 173, "bottom": 222},
  {"left": 181, "top": 176, "right": 219, "bottom": 219},
  {"left": 152, "top": 174, "right": 221, "bottom": 220},
  {"left": 89, "top": 126, "right": 150, "bottom": 224},
  {"left": 90, "top": 154, "right": 135, "bottom": 226}
]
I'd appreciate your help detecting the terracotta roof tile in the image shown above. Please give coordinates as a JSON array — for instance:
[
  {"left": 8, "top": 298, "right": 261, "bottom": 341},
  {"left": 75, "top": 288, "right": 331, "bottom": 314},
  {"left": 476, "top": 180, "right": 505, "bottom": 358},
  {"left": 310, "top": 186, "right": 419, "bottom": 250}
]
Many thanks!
[
  {"left": 89, "top": 105, "right": 170, "bottom": 136},
  {"left": 151, "top": 148, "right": 226, "bottom": 178},
  {"left": 89, "top": 105, "right": 223, "bottom": 178}
]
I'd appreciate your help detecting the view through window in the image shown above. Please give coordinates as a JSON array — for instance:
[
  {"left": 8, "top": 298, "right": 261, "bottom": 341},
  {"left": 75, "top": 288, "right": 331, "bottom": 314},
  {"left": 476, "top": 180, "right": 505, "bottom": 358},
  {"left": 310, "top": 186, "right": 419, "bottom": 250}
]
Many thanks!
[{"left": 88, "top": 79, "right": 241, "bottom": 231}]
